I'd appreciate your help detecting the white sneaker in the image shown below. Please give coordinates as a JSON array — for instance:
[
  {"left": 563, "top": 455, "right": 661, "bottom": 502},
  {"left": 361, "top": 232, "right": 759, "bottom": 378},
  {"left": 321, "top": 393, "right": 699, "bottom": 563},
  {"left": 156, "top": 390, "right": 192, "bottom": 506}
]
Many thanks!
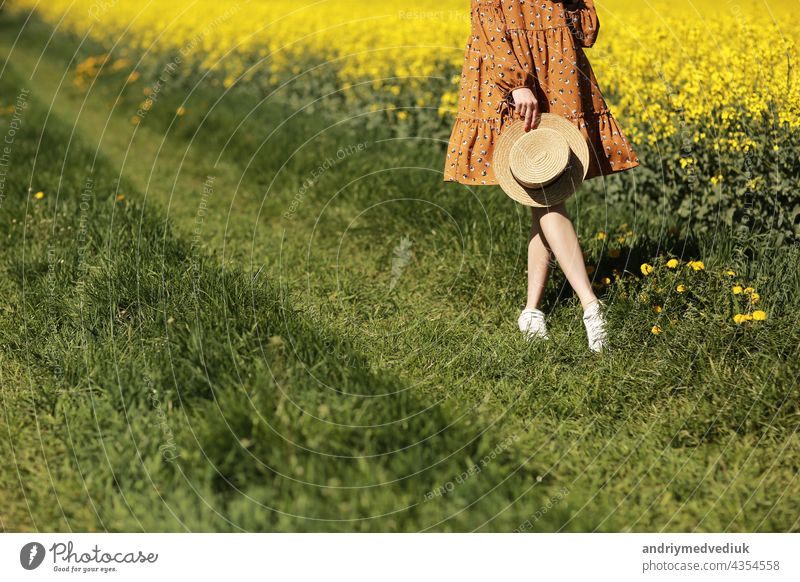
[
  {"left": 518, "top": 307, "right": 549, "bottom": 341},
  {"left": 582, "top": 300, "right": 608, "bottom": 353}
]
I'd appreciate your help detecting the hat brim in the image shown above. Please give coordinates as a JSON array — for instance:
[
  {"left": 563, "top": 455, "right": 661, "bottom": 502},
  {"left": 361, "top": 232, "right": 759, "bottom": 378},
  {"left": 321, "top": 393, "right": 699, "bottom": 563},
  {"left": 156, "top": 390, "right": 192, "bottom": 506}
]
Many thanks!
[{"left": 494, "top": 113, "right": 590, "bottom": 207}]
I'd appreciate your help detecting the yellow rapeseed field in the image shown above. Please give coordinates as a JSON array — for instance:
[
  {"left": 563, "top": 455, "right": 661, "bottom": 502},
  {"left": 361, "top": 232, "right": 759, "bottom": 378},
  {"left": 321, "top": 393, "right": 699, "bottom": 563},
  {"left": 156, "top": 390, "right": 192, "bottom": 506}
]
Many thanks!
[{"left": 9, "top": 0, "right": 799, "bottom": 142}]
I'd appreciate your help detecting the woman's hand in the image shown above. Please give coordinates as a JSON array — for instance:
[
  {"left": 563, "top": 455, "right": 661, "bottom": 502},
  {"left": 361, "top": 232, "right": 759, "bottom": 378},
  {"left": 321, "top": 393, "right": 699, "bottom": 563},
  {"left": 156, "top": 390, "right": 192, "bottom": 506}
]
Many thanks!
[{"left": 511, "top": 87, "right": 540, "bottom": 132}]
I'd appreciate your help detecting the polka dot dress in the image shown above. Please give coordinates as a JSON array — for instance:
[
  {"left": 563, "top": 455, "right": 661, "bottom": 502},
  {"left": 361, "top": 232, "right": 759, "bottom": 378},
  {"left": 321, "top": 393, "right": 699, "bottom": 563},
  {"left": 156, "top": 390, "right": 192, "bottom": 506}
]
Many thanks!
[{"left": 443, "top": 0, "right": 639, "bottom": 185}]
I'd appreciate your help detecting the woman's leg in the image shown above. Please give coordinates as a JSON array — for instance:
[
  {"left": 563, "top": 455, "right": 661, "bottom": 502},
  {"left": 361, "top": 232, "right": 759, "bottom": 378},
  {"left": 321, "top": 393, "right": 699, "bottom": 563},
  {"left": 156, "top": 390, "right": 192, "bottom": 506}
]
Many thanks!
[
  {"left": 532, "top": 202, "right": 598, "bottom": 310},
  {"left": 525, "top": 207, "right": 553, "bottom": 310}
]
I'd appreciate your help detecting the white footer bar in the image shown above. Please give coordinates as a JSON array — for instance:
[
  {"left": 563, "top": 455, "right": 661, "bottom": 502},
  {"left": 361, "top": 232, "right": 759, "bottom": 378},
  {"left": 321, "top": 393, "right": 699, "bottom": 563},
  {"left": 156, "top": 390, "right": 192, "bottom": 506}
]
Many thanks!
[{"left": 2, "top": 533, "right": 797, "bottom": 581}]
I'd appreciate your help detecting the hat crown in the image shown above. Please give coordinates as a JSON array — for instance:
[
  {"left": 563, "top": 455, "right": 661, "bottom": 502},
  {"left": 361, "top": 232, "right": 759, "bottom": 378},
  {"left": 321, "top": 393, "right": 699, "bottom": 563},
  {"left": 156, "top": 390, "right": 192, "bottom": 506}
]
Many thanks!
[
  {"left": 509, "top": 127, "right": 570, "bottom": 189},
  {"left": 492, "top": 113, "right": 590, "bottom": 207}
]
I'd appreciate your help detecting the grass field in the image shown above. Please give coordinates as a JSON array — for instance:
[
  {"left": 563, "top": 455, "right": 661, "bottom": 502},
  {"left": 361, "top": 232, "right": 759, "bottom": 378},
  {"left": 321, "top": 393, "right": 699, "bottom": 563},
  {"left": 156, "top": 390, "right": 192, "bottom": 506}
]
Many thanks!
[{"left": 0, "top": 7, "right": 798, "bottom": 532}]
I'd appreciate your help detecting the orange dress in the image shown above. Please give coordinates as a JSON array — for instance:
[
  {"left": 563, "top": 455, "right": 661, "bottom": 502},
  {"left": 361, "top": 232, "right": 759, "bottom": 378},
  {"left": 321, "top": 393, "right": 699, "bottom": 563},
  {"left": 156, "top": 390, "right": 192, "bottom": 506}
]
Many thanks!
[{"left": 443, "top": 0, "right": 639, "bottom": 185}]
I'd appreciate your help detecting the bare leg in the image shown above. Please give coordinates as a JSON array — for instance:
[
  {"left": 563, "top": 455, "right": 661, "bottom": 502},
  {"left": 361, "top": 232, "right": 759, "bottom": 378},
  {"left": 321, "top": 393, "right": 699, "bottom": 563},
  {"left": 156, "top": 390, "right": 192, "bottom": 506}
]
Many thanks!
[
  {"left": 525, "top": 207, "right": 553, "bottom": 310},
  {"left": 533, "top": 202, "right": 598, "bottom": 310}
]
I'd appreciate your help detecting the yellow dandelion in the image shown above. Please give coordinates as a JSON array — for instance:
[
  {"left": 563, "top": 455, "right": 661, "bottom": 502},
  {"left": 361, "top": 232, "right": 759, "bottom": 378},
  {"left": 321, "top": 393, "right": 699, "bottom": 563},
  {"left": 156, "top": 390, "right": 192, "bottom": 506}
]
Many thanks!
[
  {"left": 653, "top": 305, "right": 662, "bottom": 313},
  {"left": 743, "top": 286, "right": 755, "bottom": 294},
  {"left": 651, "top": 325, "right": 662, "bottom": 335},
  {"left": 732, "top": 285, "right": 743, "bottom": 294},
  {"left": 733, "top": 313, "right": 746, "bottom": 324},
  {"left": 752, "top": 310, "right": 767, "bottom": 321},
  {"left": 601, "top": 277, "right": 611, "bottom": 285},
  {"left": 617, "top": 235, "right": 626, "bottom": 243},
  {"left": 397, "top": 110, "right": 408, "bottom": 120},
  {"left": 666, "top": 258, "right": 679, "bottom": 269},
  {"left": 750, "top": 292, "right": 760, "bottom": 303},
  {"left": 34, "top": 191, "right": 45, "bottom": 200},
  {"left": 596, "top": 231, "right": 606, "bottom": 241},
  {"left": 640, "top": 263, "right": 654, "bottom": 276},
  {"left": 689, "top": 260, "right": 705, "bottom": 271},
  {"left": 725, "top": 270, "right": 736, "bottom": 277},
  {"left": 676, "top": 284, "right": 686, "bottom": 293}
]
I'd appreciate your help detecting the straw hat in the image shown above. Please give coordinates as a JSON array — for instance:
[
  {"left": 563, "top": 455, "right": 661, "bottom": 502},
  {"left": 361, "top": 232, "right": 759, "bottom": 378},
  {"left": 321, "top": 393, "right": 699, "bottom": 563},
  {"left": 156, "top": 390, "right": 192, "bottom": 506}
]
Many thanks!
[{"left": 493, "top": 112, "right": 590, "bottom": 207}]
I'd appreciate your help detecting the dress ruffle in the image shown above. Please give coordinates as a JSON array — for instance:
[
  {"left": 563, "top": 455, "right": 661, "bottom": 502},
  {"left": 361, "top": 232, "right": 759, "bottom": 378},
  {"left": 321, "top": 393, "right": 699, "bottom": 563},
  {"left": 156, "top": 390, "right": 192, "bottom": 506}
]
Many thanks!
[
  {"left": 577, "top": 108, "right": 639, "bottom": 179},
  {"left": 444, "top": 117, "right": 504, "bottom": 184},
  {"left": 443, "top": 109, "right": 639, "bottom": 185}
]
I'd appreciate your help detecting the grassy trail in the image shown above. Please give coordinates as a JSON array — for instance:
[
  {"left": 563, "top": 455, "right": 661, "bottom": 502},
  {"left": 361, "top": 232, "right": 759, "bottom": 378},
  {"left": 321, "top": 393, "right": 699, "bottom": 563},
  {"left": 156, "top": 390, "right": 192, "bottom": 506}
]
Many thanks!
[{"left": 1, "top": 15, "right": 798, "bottom": 532}]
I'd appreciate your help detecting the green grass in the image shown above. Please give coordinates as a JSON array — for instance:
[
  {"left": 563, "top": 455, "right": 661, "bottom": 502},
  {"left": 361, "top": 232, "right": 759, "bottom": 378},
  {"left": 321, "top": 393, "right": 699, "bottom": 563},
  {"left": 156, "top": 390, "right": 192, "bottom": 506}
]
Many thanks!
[{"left": 0, "top": 14, "right": 798, "bottom": 532}]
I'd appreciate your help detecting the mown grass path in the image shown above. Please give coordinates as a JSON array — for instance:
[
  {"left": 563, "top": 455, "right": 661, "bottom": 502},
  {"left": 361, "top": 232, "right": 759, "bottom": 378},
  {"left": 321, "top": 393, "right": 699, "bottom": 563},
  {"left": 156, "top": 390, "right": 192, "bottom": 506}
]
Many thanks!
[{"left": 1, "top": 14, "right": 798, "bottom": 532}]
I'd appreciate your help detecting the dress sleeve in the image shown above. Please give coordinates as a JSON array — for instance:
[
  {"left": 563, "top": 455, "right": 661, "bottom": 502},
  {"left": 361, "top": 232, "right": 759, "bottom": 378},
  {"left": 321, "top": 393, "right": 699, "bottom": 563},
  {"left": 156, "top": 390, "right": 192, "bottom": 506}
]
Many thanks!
[
  {"left": 564, "top": 0, "right": 600, "bottom": 48},
  {"left": 473, "top": 2, "right": 537, "bottom": 100}
]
